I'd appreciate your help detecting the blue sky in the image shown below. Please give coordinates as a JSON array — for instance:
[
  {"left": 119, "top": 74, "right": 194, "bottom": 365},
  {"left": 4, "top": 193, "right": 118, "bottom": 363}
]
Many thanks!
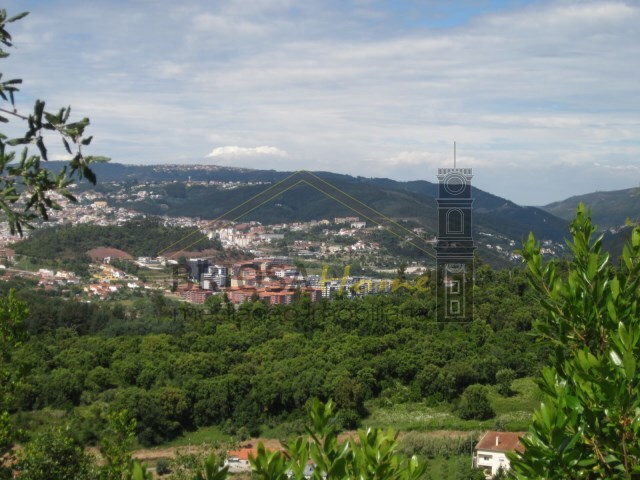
[{"left": 3, "top": 0, "right": 640, "bottom": 205}]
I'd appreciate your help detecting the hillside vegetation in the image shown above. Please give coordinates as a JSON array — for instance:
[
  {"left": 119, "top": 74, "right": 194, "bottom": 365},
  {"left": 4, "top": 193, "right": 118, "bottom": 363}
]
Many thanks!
[
  {"left": 12, "top": 218, "right": 220, "bottom": 261},
  {"left": 543, "top": 187, "right": 640, "bottom": 229},
  {"left": 48, "top": 161, "right": 569, "bottom": 243},
  {"left": 4, "top": 264, "right": 544, "bottom": 448}
]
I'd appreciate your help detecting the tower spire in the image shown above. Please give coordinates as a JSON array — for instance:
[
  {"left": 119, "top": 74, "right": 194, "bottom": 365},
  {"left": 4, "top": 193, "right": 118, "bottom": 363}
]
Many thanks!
[{"left": 454, "top": 141, "right": 456, "bottom": 168}]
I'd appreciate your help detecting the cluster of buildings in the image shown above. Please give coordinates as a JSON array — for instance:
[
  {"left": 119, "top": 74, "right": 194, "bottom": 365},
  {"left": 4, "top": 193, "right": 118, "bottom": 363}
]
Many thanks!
[
  {"left": 213, "top": 217, "right": 384, "bottom": 260},
  {"left": 82, "top": 263, "right": 155, "bottom": 300},
  {"left": 307, "top": 273, "right": 392, "bottom": 298},
  {"left": 36, "top": 269, "right": 80, "bottom": 290},
  {"left": 174, "top": 256, "right": 395, "bottom": 305},
  {"left": 0, "top": 190, "right": 144, "bottom": 246},
  {"left": 176, "top": 257, "right": 320, "bottom": 305}
]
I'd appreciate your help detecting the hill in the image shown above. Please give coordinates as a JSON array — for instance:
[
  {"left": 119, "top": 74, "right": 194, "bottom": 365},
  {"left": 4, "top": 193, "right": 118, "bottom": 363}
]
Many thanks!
[
  {"left": 369, "top": 178, "right": 569, "bottom": 242},
  {"left": 12, "top": 217, "right": 221, "bottom": 260},
  {"left": 602, "top": 225, "right": 636, "bottom": 262},
  {"left": 51, "top": 162, "right": 569, "bottom": 245},
  {"left": 543, "top": 187, "right": 640, "bottom": 229}
]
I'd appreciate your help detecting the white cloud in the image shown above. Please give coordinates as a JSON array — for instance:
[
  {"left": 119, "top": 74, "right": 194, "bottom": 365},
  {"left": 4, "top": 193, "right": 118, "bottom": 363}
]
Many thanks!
[
  {"left": 593, "top": 162, "right": 640, "bottom": 172},
  {"left": 206, "top": 146, "right": 288, "bottom": 158},
  {"left": 51, "top": 153, "right": 73, "bottom": 161},
  {"left": 387, "top": 151, "right": 442, "bottom": 167},
  {"left": 4, "top": 0, "right": 640, "bottom": 203}
]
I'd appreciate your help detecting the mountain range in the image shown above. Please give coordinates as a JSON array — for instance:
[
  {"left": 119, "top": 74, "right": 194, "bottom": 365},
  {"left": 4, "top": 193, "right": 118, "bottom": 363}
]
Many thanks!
[
  {"left": 50, "top": 161, "right": 639, "bottom": 263},
  {"left": 83, "top": 162, "right": 567, "bottom": 236}
]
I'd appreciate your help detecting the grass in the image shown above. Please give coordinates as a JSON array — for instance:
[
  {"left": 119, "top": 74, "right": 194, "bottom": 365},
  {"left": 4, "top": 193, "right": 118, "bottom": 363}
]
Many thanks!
[
  {"left": 155, "top": 426, "right": 231, "bottom": 449},
  {"left": 364, "top": 377, "right": 540, "bottom": 433},
  {"left": 424, "top": 454, "right": 477, "bottom": 480},
  {"left": 141, "top": 268, "right": 173, "bottom": 280},
  {"left": 364, "top": 401, "right": 494, "bottom": 432},
  {"left": 149, "top": 377, "right": 540, "bottom": 459},
  {"left": 489, "top": 377, "right": 541, "bottom": 413},
  {"left": 12, "top": 257, "right": 41, "bottom": 272}
]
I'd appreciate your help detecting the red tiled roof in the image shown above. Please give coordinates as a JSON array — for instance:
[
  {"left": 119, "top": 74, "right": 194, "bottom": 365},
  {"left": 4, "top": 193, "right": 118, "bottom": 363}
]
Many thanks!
[
  {"left": 475, "top": 431, "right": 525, "bottom": 453},
  {"left": 227, "top": 447, "right": 258, "bottom": 461}
]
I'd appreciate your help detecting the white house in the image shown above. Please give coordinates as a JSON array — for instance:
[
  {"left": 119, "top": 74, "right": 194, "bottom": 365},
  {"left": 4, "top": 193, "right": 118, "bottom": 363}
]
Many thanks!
[
  {"left": 224, "top": 448, "right": 255, "bottom": 474},
  {"left": 473, "top": 431, "right": 525, "bottom": 478}
]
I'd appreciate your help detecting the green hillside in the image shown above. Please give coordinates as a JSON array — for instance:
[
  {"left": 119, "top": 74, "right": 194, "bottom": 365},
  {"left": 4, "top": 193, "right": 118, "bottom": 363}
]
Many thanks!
[
  {"left": 543, "top": 187, "right": 640, "bottom": 229},
  {"left": 12, "top": 217, "right": 220, "bottom": 260},
  {"left": 46, "top": 161, "right": 569, "bottom": 243}
]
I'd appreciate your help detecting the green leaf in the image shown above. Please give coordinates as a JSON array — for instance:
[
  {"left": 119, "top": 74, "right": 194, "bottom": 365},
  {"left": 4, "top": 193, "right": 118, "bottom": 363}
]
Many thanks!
[
  {"left": 62, "top": 138, "right": 72, "bottom": 154},
  {"left": 607, "top": 299, "right": 618, "bottom": 322},
  {"left": 623, "top": 351, "right": 636, "bottom": 379},
  {"left": 609, "top": 350, "right": 623, "bottom": 367},
  {"left": 7, "top": 11, "right": 28, "bottom": 23},
  {"left": 82, "top": 165, "right": 96, "bottom": 184},
  {"left": 35, "top": 136, "right": 47, "bottom": 160},
  {"left": 618, "top": 322, "right": 632, "bottom": 351},
  {"left": 610, "top": 277, "right": 620, "bottom": 300}
]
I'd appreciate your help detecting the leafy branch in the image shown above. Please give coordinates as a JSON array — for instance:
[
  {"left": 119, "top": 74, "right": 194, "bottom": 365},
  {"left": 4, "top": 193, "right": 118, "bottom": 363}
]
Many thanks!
[{"left": 0, "top": 9, "right": 107, "bottom": 235}]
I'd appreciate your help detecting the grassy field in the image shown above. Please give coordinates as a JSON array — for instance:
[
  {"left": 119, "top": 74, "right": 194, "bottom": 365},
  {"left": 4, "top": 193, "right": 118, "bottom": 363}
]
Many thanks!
[
  {"left": 151, "top": 378, "right": 540, "bottom": 450},
  {"left": 157, "top": 425, "right": 231, "bottom": 449},
  {"left": 424, "top": 454, "right": 476, "bottom": 480},
  {"left": 364, "top": 377, "right": 539, "bottom": 432}
]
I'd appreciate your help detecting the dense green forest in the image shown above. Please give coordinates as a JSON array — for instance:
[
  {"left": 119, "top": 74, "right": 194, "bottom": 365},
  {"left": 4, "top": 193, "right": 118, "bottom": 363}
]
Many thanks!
[{"left": 2, "top": 264, "right": 545, "bottom": 449}]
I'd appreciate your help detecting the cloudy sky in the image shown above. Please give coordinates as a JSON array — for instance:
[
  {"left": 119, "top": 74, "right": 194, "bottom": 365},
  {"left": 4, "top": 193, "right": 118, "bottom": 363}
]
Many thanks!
[{"left": 3, "top": 0, "right": 640, "bottom": 205}]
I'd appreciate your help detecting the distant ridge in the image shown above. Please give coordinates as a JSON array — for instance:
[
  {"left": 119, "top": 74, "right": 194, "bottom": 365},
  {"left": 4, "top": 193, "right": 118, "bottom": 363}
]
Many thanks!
[
  {"left": 45, "top": 161, "right": 570, "bottom": 263},
  {"left": 543, "top": 187, "right": 640, "bottom": 229}
]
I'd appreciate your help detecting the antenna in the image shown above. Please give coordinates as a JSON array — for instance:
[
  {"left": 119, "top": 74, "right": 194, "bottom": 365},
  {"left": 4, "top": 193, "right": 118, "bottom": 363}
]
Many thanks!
[{"left": 453, "top": 142, "right": 456, "bottom": 168}]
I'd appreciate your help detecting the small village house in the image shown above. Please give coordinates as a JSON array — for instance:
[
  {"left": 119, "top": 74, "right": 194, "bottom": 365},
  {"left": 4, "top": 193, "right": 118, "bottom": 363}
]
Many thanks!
[{"left": 473, "top": 431, "right": 525, "bottom": 478}]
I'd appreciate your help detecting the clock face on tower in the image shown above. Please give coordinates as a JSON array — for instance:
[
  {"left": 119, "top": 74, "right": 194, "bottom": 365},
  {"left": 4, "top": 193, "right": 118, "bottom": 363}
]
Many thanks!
[{"left": 443, "top": 172, "right": 468, "bottom": 196}]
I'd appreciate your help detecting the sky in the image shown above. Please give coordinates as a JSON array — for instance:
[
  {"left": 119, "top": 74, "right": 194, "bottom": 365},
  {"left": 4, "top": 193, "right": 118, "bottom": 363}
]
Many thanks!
[{"left": 3, "top": 0, "right": 640, "bottom": 205}]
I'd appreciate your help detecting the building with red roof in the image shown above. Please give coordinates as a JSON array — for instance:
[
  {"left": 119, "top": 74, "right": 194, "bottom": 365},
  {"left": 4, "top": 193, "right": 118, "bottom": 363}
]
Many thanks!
[{"left": 473, "top": 431, "right": 525, "bottom": 478}]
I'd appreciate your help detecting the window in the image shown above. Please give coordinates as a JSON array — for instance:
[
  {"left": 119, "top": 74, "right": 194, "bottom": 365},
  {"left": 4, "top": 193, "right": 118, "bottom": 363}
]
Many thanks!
[{"left": 446, "top": 209, "right": 463, "bottom": 234}]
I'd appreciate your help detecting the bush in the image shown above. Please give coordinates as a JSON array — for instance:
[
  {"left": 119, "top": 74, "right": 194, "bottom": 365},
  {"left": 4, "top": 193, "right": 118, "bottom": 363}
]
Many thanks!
[
  {"left": 495, "top": 368, "right": 515, "bottom": 396},
  {"left": 510, "top": 206, "right": 640, "bottom": 478},
  {"left": 16, "top": 428, "right": 95, "bottom": 480},
  {"left": 456, "top": 384, "right": 495, "bottom": 420},
  {"left": 155, "top": 457, "right": 171, "bottom": 476}
]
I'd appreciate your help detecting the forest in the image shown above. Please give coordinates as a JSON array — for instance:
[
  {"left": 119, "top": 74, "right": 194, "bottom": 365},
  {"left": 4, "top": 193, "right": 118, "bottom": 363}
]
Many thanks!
[{"left": 2, "top": 264, "right": 544, "bottom": 449}]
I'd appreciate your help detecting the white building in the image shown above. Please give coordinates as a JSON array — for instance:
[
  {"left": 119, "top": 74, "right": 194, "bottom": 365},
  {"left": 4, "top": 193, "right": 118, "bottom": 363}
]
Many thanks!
[
  {"left": 473, "top": 431, "right": 525, "bottom": 478},
  {"left": 224, "top": 448, "right": 255, "bottom": 474}
]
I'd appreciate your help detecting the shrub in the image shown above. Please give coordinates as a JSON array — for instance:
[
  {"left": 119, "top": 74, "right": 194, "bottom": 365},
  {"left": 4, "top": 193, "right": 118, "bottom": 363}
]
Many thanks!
[
  {"left": 495, "top": 368, "right": 515, "bottom": 396},
  {"left": 155, "top": 457, "right": 171, "bottom": 476},
  {"left": 456, "top": 384, "right": 495, "bottom": 420}
]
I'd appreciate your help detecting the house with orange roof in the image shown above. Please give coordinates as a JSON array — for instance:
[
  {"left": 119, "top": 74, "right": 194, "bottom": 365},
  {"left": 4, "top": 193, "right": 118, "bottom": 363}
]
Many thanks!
[
  {"left": 224, "top": 447, "right": 258, "bottom": 473},
  {"left": 472, "top": 431, "right": 525, "bottom": 478}
]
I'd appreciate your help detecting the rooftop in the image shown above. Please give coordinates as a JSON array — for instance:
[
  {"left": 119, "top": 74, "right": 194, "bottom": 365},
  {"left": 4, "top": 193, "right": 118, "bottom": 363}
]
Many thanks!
[{"left": 475, "top": 431, "right": 525, "bottom": 453}]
